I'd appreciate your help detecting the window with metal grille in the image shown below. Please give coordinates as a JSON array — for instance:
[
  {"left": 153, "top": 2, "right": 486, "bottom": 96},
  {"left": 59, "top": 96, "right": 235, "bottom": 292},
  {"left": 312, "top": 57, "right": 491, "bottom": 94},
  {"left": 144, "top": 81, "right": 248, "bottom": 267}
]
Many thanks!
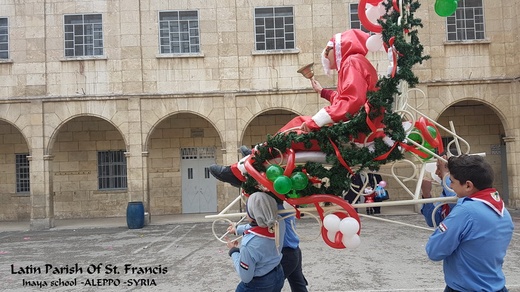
[
  {"left": 446, "top": 0, "right": 485, "bottom": 41},
  {"left": 254, "top": 7, "right": 295, "bottom": 51},
  {"left": 159, "top": 11, "right": 200, "bottom": 54},
  {"left": 16, "top": 153, "right": 30, "bottom": 193},
  {"left": 98, "top": 150, "right": 127, "bottom": 190},
  {"left": 349, "top": 4, "right": 371, "bottom": 33},
  {"left": 0, "top": 18, "right": 8, "bottom": 59},
  {"left": 64, "top": 14, "right": 104, "bottom": 57}
]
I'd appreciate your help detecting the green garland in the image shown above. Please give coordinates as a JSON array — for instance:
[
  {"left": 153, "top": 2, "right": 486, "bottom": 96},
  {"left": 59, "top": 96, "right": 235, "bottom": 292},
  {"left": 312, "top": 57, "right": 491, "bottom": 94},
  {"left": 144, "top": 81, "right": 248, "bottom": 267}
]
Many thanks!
[{"left": 243, "top": 0, "right": 430, "bottom": 198}]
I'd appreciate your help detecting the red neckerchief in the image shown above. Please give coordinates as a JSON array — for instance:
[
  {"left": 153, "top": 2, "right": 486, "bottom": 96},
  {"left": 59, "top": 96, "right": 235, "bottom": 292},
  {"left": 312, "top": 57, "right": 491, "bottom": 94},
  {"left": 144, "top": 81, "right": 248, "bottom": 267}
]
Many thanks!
[
  {"left": 469, "top": 188, "right": 504, "bottom": 217},
  {"left": 441, "top": 204, "right": 450, "bottom": 220},
  {"left": 244, "top": 226, "right": 275, "bottom": 239}
]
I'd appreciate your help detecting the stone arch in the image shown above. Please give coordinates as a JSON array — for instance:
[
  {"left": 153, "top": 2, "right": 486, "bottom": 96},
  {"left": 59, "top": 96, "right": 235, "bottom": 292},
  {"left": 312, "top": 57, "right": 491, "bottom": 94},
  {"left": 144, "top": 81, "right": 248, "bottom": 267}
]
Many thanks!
[
  {"left": 145, "top": 111, "right": 223, "bottom": 215},
  {"left": 240, "top": 108, "right": 301, "bottom": 147},
  {"left": 437, "top": 99, "right": 510, "bottom": 203},
  {"left": 0, "top": 119, "right": 32, "bottom": 221},
  {"left": 441, "top": 98, "right": 510, "bottom": 137},
  {"left": 47, "top": 115, "right": 128, "bottom": 219},
  {"left": 46, "top": 114, "right": 128, "bottom": 156},
  {"left": 143, "top": 110, "right": 223, "bottom": 152}
]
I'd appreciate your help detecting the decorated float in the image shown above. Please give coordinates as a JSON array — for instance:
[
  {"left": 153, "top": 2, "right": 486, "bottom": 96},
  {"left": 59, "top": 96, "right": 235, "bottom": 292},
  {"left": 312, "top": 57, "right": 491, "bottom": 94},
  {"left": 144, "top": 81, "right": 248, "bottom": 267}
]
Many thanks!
[{"left": 207, "top": 0, "right": 472, "bottom": 249}]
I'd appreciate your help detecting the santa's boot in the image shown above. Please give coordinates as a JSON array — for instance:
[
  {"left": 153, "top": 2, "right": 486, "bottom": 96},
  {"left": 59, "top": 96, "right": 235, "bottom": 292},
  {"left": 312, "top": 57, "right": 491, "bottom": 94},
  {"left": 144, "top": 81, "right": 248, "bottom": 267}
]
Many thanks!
[
  {"left": 239, "top": 145, "right": 252, "bottom": 157},
  {"left": 209, "top": 163, "right": 245, "bottom": 188}
]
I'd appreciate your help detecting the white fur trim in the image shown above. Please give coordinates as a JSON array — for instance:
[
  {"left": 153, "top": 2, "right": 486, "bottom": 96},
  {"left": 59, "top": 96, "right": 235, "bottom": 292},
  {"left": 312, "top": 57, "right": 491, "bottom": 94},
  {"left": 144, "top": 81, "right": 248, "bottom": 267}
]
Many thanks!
[
  {"left": 312, "top": 108, "right": 334, "bottom": 127},
  {"left": 334, "top": 33, "right": 342, "bottom": 71},
  {"left": 383, "top": 135, "right": 395, "bottom": 147},
  {"left": 237, "top": 156, "right": 249, "bottom": 174}
]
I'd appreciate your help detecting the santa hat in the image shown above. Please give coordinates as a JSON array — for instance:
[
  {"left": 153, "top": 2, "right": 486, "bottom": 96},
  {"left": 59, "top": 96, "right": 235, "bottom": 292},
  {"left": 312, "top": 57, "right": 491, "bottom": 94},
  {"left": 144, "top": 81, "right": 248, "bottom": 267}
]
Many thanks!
[{"left": 321, "top": 29, "right": 371, "bottom": 75}]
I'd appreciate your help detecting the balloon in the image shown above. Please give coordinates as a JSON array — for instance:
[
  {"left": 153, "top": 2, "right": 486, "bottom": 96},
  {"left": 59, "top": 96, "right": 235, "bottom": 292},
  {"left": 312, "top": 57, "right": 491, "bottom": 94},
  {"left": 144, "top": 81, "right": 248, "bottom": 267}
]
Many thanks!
[
  {"left": 342, "top": 234, "right": 361, "bottom": 249},
  {"left": 366, "top": 0, "right": 381, "bottom": 5},
  {"left": 323, "top": 214, "right": 341, "bottom": 233},
  {"left": 366, "top": 34, "right": 383, "bottom": 52},
  {"left": 435, "top": 0, "right": 458, "bottom": 17},
  {"left": 291, "top": 172, "right": 309, "bottom": 191},
  {"left": 421, "top": 141, "right": 434, "bottom": 161},
  {"left": 273, "top": 175, "right": 292, "bottom": 194},
  {"left": 377, "top": 2, "right": 387, "bottom": 15},
  {"left": 426, "top": 125, "right": 438, "bottom": 139},
  {"left": 266, "top": 165, "right": 284, "bottom": 181},
  {"left": 327, "top": 230, "right": 337, "bottom": 242},
  {"left": 339, "top": 217, "right": 360, "bottom": 237},
  {"left": 378, "top": 180, "right": 387, "bottom": 188},
  {"left": 287, "top": 191, "right": 300, "bottom": 199},
  {"left": 366, "top": 5, "right": 381, "bottom": 23},
  {"left": 358, "top": 0, "right": 382, "bottom": 33},
  {"left": 408, "top": 130, "right": 423, "bottom": 144},
  {"left": 425, "top": 162, "right": 437, "bottom": 174}
]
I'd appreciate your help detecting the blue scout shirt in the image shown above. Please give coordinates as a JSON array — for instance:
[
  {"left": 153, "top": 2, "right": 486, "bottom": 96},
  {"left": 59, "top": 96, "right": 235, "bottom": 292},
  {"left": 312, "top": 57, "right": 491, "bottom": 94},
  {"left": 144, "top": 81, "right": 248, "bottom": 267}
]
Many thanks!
[
  {"left": 421, "top": 177, "right": 457, "bottom": 227},
  {"left": 231, "top": 218, "right": 286, "bottom": 283},
  {"left": 426, "top": 196, "right": 514, "bottom": 291}
]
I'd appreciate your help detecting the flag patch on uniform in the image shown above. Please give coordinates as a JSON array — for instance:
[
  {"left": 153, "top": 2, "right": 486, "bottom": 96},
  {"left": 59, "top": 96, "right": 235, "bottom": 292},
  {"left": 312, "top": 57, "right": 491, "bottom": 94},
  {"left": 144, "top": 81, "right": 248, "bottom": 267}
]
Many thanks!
[
  {"left": 438, "top": 222, "right": 448, "bottom": 233},
  {"left": 240, "top": 262, "right": 249, "bottom": 270}
]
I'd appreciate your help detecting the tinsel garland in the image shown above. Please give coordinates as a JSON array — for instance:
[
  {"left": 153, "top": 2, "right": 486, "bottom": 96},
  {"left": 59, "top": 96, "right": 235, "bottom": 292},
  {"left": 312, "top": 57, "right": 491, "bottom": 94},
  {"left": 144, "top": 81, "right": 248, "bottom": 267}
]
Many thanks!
[{"left": 243, "top": 0, "right": 430, "bottom": 198}]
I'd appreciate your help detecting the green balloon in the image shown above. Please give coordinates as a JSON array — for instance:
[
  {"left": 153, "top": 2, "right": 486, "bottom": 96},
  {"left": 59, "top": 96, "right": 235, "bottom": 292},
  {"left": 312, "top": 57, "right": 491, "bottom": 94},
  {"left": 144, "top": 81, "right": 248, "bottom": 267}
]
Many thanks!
[
  {"left": 274, "top": 176, "right": 292, "bottom": 194},
  {"left": 408, "top": 130, "right": 423, "bottom": 144},
  {"left": 287, "top": 191, "right": 301, "bottom": 199},
  {"left": 435, "top": 0, "right": 458, "bottom": 17},
  {"left": 266, "top": 165, "right": 284, "bottom": 181},
  {"left": 421, "top": 141, "right": 434, "bottom": 161},
  {"left": 426, "top": 125, "right": 437, "bottom": 139},
  {"left": 291, "top": 172, "right": 309, "bottom": 191}
]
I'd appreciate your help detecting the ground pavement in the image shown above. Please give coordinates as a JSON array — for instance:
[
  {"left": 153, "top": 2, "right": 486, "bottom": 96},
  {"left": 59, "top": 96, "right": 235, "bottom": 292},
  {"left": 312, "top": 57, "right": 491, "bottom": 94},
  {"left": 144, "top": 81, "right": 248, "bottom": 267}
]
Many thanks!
[{"left": 1, "top": 206, "right": 519, "bottom": 292}]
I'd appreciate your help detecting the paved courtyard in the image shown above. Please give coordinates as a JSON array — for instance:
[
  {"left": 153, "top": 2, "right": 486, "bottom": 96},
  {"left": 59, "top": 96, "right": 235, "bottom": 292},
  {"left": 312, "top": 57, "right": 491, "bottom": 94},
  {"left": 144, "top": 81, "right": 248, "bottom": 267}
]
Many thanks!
[{"left": 1, "top": 207, "right": 519, "bottom": 292}]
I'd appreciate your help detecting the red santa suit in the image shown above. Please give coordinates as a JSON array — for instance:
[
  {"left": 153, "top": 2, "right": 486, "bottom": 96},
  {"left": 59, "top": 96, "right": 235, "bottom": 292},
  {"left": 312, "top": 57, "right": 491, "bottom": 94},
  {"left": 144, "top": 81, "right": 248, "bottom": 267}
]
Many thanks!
[
  {"left": 278, "top": 29, "right": 380, "bottom": 146},
  {"left": 231, "top": 29, "right": 386, "bottom": 181}
]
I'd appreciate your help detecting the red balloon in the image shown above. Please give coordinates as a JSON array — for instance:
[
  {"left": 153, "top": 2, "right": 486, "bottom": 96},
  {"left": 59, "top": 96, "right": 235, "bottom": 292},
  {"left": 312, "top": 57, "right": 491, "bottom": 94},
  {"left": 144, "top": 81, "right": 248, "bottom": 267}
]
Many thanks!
[{"left": 358, "top": 0, "right": 383, "bottom": 33}]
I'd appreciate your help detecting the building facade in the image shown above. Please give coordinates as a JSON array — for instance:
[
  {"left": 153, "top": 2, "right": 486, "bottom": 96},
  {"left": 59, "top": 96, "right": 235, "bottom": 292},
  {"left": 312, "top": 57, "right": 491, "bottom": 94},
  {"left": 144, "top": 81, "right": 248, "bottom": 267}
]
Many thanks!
[{"left": 0, "top": 0, "right": 518, "bottom": 230}]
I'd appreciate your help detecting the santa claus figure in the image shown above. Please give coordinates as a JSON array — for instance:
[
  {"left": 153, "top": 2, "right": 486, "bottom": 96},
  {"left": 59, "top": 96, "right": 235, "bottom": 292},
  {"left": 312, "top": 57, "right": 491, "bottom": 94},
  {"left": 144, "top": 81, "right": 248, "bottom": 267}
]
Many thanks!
[{"left": 210, "top": 29, "right": 382, "bottom": 188}]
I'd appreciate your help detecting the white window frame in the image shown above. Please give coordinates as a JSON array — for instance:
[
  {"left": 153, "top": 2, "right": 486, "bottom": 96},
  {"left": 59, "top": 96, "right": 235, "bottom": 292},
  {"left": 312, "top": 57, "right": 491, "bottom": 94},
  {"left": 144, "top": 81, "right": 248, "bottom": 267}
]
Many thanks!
[
  {"left": 97, "top": 150, "right": 127, "bottom": 190},
  {"left": 446, "top": 0, "right": 485, "bottom": 41},
  {"left": 254, "top": 6, "right": 295, "bottom": 51},
  {"left": 0, "top": 17, "right": 8, "bottom": 59},
  {"left": 349, "top": 3, "right": 370, "bottom": 33},
  {"left": 64, "top": 14, "right": 104, "bottom": 57},
  {"left": 158, "top": 10, "right": 200, "bottom": 54}
]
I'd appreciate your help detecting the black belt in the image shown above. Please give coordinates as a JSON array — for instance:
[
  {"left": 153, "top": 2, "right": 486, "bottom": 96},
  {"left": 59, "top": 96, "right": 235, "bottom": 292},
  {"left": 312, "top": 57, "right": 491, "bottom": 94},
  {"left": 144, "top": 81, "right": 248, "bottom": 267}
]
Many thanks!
[
  {"left": 446, "top": 286, "right": 508, "bottom": 292},
  {"left": 254, "top": 263, "right": 281, "bottom": 279}
]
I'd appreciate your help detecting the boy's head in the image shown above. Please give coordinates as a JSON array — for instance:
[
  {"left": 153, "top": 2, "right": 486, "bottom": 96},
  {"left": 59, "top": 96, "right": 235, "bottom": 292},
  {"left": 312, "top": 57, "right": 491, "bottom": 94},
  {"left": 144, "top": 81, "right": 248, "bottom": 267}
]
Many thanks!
[
  {"left": 448, "top": 154, "right": 494, "bottom": 197},
  {"left": 245, "top": 192, "right": 278, "bottom": 229}
]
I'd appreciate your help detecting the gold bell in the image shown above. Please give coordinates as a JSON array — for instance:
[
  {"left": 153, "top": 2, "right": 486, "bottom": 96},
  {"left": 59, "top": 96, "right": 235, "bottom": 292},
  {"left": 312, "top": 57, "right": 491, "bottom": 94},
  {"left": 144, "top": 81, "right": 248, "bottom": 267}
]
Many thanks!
[{"left": 297, "top": 63, "right": 315, "bottom": 79}]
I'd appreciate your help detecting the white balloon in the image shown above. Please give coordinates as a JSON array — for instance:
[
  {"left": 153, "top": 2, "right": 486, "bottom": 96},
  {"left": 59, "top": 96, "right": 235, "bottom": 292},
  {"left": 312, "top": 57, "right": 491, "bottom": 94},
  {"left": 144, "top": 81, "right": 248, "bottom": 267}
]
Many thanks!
[
  {"left": 377, "top": 3, "right": 387, "bottom": 16},
  {"left": 366, "top": 6, "right": 381, "bottom": 24},
  {"left": 342, "top": 234, "right": 361, "bottom": 249},
  {"left": 323, "top": 214, "right": 341, "bottom": 233},
  {"left": 327, "top": 230, "right": 337, "bottom": 242},
  {"left": 339, "top": 217, "right": 360, "bottom": 237},
  {"left": 366, "top": 34, "right": 383, "bottom": 52},
  {"left": 425, "top": 162, "right": 437, "bottom": 174}
]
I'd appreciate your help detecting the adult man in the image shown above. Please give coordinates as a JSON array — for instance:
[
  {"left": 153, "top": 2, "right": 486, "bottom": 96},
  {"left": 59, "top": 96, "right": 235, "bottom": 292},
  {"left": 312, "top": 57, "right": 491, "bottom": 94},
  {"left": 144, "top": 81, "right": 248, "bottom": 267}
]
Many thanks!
[
  {"left": 425, "top": 155, "right": 514, "bottom": 292},
  {"left": 420, "top": 155, "right": 457, "bottom": 227}
]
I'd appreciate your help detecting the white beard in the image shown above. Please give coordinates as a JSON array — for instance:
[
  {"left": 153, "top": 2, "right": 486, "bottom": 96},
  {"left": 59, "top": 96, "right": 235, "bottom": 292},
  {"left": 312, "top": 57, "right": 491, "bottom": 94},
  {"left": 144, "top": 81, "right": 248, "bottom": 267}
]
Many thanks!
[{"left": 321, "top": 48, "right": 332, "bottom": 76}]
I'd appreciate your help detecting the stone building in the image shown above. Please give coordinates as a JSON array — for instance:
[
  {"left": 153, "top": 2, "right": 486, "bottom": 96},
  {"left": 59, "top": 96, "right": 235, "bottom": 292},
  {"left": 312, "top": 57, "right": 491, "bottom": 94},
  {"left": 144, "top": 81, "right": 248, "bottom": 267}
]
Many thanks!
[{"left": 0, "top": 0, "right": 518, "bottom": 230}]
